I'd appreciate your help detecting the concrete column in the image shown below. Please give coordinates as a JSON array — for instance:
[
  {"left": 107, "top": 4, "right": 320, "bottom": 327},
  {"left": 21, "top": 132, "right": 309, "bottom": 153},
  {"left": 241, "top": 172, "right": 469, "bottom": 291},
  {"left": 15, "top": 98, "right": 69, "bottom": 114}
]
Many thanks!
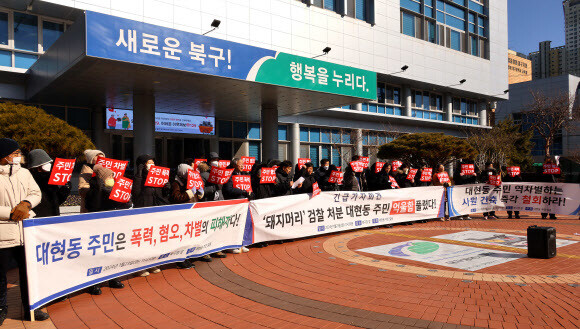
[
  {"left": 261, "top": 106, "right": 278, "bottom": 162},
  {"left": 404, "top": 86, "right": 412, "bottom": 117},
  {"left": 445, "top": 94, "right": 453, "bottom": 122},
  {"left": 133, "top": 93, "right": 155, "bottom": 161},
  {"left": 354, "top": 103, "right": 362, "bottom": 111},
  {"left": 479, "top": 102, "right": 488, "bottom": 126},
  {"left": 355, "top": 129, "right": 363, "bottom": 156},
  {"left": 91, "top": 107, "right": 109, "bottom": 155},
  {"left": 290, "top": 123, "right": 300, "bottom": 167},
  {"left": 209, "top": 137, "right": 219, "bottom": 155}
]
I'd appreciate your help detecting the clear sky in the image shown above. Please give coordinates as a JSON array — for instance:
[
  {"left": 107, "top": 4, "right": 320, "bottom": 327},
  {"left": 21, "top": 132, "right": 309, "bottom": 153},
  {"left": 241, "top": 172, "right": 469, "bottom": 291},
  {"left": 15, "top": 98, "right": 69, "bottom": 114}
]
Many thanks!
[{"left": 508, "top": 0, "right": 565, "bottom": 55}]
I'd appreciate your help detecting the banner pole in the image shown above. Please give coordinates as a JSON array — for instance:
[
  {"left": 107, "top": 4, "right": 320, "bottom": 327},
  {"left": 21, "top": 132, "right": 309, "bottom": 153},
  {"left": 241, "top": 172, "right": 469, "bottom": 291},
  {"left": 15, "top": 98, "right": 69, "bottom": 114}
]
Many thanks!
[{"left": 29, "top": 310, "right": 35, "bottom": 322}]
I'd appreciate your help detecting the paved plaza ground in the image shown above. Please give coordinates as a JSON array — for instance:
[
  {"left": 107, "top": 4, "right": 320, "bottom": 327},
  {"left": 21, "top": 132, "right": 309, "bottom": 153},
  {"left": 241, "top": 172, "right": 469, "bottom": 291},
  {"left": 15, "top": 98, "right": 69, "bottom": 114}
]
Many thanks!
[{"left": 3, "top": 211, "right": 579, "bottom": 329}]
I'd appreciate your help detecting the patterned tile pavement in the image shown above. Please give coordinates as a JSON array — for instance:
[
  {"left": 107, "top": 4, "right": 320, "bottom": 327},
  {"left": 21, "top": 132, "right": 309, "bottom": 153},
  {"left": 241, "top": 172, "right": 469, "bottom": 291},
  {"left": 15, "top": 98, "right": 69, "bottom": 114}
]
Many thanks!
[{"left": 2, "top": 211, "right": 579, "bottom": 328}]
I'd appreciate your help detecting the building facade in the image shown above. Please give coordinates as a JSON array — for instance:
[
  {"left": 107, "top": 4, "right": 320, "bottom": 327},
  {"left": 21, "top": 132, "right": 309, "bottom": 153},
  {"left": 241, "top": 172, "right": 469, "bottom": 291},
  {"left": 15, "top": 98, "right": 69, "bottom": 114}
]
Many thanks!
[
  {"left": 564, "top": 0, "right": 580, "bottom": 77},
  {"left": 508, "top": 49, "right": 531, "bottom": 84},
  {"left": 529, "top": 41, "right": 567, "bottom": 80},
  {"left": 496, "top": 74, "right": 580, "bottom": 161},
  {"left": 0, "top": 0, "right": 507, "bottom": 168}
]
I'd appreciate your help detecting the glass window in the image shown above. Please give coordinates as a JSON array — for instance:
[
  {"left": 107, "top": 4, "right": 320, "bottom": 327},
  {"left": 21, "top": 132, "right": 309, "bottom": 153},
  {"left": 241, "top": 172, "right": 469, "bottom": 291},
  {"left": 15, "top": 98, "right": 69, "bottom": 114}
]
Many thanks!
[
  {"left": 278, "top": 125, "right": 288, "bottom": 141},
  {"left": 436, "top": 95, "right": 442, "bottom": 111},
  {"left": 423, "top": 93, "right": 430, "bottom": 110},
  {"left": 321, "top": 129, "right": 331, "bottom": 143},
  {"left": 42, "top": 21, "right": 64, "bottom": 51},
  {"left": 324, "top": 0, "right": 335, "bottom": 10},
  {"left": 14, "top": 53, "right": 37, "bottom": 69},
  {"left": 332, "top": 147, "right": 341, "bottom": 166},
  {"left": 446, "top": 3, "right": 465, "bottom": 18},
  {"left": 356, "top": 0, "right": 366, "bottom": 20},
  {"left": 386, "top": 106, "right": 394, "bottom": 115},
  {"left": 451, "top": 0, "right": 465, "bottom": 6},
  {"left": 469, "top": 23, "right": 475, "bottom": 33},
  {"left": 469, "top": 1, "right": 484, "bottom": 14},
  {"left": 42, "top": 105, "right": 65, "bottom": 120},
  {"left": 369, "top": 134, "right": 378, "bottom": 145},
  {"left": 233, "top": 121, "right": 247, "bottom": 139},
  {"left": 425, "top": 6, "right": 433, "bottom": 17},
  {"left": 414, "top": 91, "right": 422, "bottom": 108},
  {"left": 471, "top": 36, "right": 478, "bottom": 56},
  {"left": 452, "top": 98, "right": 460, "bottom": 113},
  {"left": 393, "top": 88, "right": 401, "bottom": 104},
  {"left": 218, "top": 120, "right": 232, "bottom": 138},
  {"left": 437, "top": 10, "right": 445, "bottom": 23},
  {"left": 394, "top": 107, "right": 403, "bottom": 115},
  {"left": 310, "top": 128, "right": 320, "bottom": 143},
  {"left": 309, "top": 145, "right": 319, "bottom": 166},
  {"left": 14, "top": 12, "right": 38, "bottom": 52},
  {"left": 450, "top": 30, "right": 461, "bottom": 51},
  {"left": 0, "top": 12, "right": 7, "bottom": 46},
  {"left": 361, "top": 103, "right": 368, "bottom": 111},
  {"left": 377, "top": 83, "right": 386, "bottom": 103},
  {"left": 249, "top": 141, "right": 261, "bottom": 162},
  {"left": 428, "top": 21, "right": 436, "bottom": 43},
  {"left": 219, "top": 141, "right": 232, "bottom": 160},
  {"left": 446, "top": 14, "right": 464, "bottom": 30},
  {"left": 362, "top": 134, "right": 369, "bottom": 145},
  {"left": 321, "top": 145, "right": 330, "bottom": 161},
  {"left": 368, "top": 103, "right": 377, "bottom": 113},
  {"left": 300, "top": 127, "right": 309, "bottom": 142},
  {"left": 460, "top": 99, "right": 467, "bottom": 115},
  {"left": 332, "top": 130, "right": 340, "bottom": 143},
  {"left": 342, "top": 131, "right": 351, "bottom": 144},
  {"left": 248, "top": 122, "right": 260, "bottom": 139},
  {"left": 378, "top": 105, "right": 386, "bottom": 114},
  {"left": 468, "top": 12, "right": 475, "bottom": 23},
  {"left": 0, "top": 50, "right": 10, "bottom": 67},
  {"left": 401, "top": 0, "right": 421, "bottom": 14},
  {"left": 67, "top": 107, "right": 90, "bottom": 130},
  {"left": 402, "top": 12, "right": 416, "bottom": 37},
  {"left": 313, "top": 0, "right": 323, "bottom": 8}
]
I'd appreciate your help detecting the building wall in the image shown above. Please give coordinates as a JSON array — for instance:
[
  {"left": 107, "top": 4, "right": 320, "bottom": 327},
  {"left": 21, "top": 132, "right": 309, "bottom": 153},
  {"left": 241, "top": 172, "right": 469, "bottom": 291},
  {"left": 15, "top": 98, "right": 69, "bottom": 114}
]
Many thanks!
[
  {"left": 508, "top": 49, "right": 531, "bottom": 84},
  {"left": 496, "top": 75, "right": 580, "bottom": 160},
  {"left": 564, "top": 0, "right": 580, "bottom": 77},
  {"left": 529, "top": 42, "right": 566, "bottom": 80},
  {"left": 34, "top": 0, "right": 508, "bottom": 99}
]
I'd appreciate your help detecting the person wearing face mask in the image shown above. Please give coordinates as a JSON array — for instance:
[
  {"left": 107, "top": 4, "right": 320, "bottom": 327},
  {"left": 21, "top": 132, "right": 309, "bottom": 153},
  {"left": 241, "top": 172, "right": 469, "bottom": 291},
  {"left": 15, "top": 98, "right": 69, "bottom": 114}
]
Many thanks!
[
  {"left": 132, "top": 154, "right": 170, "bottom": 208},
  {"left": 314, "top": 159, "right": 333, "bottom": 191},
  {"left": 28, "top": 149, "right": 71, "bottom": 218},
  {"left": 273, "top": 161, "right": 293, "bottom": 197},
  {"left": 79, "top": 149, "right": 106, "bottom": 213},
  {"left": 0, "top": 139, "right": 48, "bottom": 323},
  {"left": 223, "top": 158, "right": 253, "bottom": 200},
  {"left": 83, "top": 165, "right": 129, "bottom": 295}
]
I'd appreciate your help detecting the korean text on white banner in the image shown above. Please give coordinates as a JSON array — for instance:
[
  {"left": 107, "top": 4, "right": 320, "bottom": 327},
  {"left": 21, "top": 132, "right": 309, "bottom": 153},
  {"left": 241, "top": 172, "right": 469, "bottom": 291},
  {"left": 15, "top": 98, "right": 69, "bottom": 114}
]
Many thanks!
[
  {"left": 501, "top": 182, "right": 580, "bottom": 215},
  {"left": 447, "top": 183, "right": 580, "bottom": 216},
  {"left": 23, "top": 199, "right": 249, "bottom": 310},
  {"left": 447, "top": 184, "right": 503, "bottom": 216},
  {"left": 249, "top": 186, "right": 446, "bottom": 243}
]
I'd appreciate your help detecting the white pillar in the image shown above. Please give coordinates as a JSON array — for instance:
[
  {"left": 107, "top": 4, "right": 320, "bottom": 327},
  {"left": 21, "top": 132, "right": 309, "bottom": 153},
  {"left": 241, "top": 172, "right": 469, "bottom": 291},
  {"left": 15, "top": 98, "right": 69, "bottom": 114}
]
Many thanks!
[
  {"left": 261, "top": 106, "right": 278, "bottom": 162},
  {"left": 354, "top": 103, "right": 363, "bottom": 157},
  {"left": 290, "top": 123, "right": 300, "bottom": 167},
  {"left": 445, "top": 94, "right": 453, "bottom": 122},
  {"left": 356, "top": 129, "right": 363, "bottom": 156},
  {"left": 479, "top": 102, "right": 488, "bottom": 126},
  {"left": 133, "top": 93, "right": 155, "bottom": 161},
  {"left": 404, "top": 86, "right": 412, "bottom": 117}
]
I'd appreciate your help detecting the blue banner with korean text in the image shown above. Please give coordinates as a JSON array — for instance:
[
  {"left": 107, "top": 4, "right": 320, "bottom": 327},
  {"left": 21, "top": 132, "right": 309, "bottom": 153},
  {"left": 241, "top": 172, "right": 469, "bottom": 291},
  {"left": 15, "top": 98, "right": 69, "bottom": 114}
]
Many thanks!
[{"left": 84, "top": 11, "right": 377, "bottom": 99}]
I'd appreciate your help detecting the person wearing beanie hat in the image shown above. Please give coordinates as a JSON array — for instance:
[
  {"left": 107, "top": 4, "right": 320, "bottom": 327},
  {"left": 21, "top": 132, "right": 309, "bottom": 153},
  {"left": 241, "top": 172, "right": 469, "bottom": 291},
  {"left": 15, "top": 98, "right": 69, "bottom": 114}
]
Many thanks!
[
  {"left": 28, "top": 149, "right": 71, "bottom": 218},
  {"left": 78, "top": 149, "right": 105, "bottom": 213},
  {"left": 83, "top": 164, "right": 129, "bottom": 295},
  {"left": 0, "top": 139, "right": 49, "bottom": 323}
]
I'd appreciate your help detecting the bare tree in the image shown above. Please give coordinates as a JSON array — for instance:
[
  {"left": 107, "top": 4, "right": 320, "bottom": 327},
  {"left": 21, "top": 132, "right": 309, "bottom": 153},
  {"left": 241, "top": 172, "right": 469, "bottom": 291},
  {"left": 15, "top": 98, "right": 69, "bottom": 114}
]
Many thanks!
[{"left": 523, "top": 91, "right": 580, "bottom": 157}]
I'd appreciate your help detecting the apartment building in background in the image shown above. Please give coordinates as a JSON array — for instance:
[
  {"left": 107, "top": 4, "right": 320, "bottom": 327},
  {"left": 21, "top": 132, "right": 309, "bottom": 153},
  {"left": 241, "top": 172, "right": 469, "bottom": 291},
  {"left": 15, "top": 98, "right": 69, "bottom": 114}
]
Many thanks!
[
  {"left": 529, "top": 41, "right": 567, "bottom": 80},
  {"left": 564, "top": 0, "right": 580, "bottom": 77}
]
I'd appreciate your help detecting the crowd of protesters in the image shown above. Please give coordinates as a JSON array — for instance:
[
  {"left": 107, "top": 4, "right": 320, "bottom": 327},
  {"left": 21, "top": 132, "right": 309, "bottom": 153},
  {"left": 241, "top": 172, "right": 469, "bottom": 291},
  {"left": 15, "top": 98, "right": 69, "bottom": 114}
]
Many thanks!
[{"left": 0, "top": 137, "right": 565, "bottom": 324}]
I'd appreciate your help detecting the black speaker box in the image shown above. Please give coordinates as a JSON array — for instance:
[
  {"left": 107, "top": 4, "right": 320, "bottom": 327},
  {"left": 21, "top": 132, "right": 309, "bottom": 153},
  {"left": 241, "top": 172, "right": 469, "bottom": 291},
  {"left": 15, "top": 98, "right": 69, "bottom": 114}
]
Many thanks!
[{"left": 527, "top": 225, "right": 556, "bottom": 259}]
